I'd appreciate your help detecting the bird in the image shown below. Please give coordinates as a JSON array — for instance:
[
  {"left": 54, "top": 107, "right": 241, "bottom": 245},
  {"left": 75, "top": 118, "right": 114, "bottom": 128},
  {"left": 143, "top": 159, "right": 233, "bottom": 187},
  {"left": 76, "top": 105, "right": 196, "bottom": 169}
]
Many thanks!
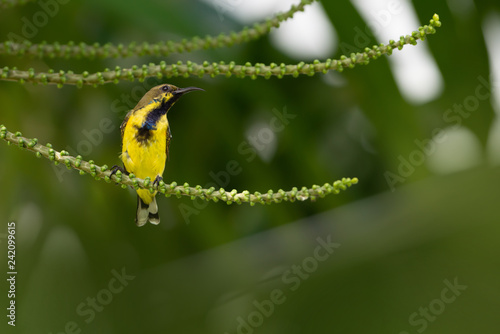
[{"left": 111, "top": 84, "right": 203, "bottom": 226}]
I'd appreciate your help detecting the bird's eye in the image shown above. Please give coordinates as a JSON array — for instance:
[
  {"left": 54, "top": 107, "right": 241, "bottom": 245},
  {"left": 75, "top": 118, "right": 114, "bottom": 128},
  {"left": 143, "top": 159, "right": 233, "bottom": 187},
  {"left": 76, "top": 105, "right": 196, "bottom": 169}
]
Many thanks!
[{"left": 161, "top": 85, "right": 170, "bottom": 92}]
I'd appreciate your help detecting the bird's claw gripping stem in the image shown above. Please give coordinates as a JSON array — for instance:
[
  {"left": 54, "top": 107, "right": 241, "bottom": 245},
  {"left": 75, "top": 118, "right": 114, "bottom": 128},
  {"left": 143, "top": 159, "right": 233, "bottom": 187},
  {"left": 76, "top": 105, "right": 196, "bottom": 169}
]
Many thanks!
[
  {"left": 109, "top": 165, "right": 129, "bottom": 178},
  {"left": 153, "top": 175, "right": 163, "bottom": 187}
]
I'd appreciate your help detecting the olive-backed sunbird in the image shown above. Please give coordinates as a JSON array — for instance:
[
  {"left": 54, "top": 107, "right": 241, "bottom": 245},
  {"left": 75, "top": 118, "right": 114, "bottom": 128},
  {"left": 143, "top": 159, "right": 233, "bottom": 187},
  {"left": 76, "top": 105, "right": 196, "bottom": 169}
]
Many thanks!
[{"left": 111, "top": 84, "right": 203, "bottom": 226}]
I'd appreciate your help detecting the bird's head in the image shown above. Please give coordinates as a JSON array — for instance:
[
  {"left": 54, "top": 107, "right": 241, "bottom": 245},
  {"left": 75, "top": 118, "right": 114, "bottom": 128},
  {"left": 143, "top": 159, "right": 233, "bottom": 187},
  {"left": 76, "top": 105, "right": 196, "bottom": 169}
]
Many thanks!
[{"left": 134, "top": 83, "right": 204, "bottom": 112}]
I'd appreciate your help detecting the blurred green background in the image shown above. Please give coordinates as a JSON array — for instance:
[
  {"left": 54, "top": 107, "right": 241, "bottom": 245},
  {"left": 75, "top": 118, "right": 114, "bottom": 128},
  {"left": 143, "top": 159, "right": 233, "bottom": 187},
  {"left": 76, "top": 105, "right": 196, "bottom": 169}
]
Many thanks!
[{"left": 1, "top": 0, "right": 499, "bottom": 333}]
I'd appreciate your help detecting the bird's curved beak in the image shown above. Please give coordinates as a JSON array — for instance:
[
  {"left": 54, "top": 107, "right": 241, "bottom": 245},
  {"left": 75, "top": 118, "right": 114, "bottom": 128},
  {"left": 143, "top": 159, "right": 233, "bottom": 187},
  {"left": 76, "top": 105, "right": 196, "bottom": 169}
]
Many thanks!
[{"left": 174, "top": 86, "right": 204, "bottom": 95}]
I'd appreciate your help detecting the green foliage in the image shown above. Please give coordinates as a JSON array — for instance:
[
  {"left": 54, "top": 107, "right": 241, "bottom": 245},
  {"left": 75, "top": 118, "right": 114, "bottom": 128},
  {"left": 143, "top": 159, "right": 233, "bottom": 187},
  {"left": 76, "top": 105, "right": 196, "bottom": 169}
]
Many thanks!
[
  {"left": 0, "top": 0, "right": 34, "bottom": 9},
  {"left": 4, "top": 2, "right": 499, "bottom": 334}
]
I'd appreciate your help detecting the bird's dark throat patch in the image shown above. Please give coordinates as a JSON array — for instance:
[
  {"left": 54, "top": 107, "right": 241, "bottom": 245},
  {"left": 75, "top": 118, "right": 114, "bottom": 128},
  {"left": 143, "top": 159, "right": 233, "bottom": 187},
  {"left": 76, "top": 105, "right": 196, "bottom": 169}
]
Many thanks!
[
  {"left": 134, "top": 99, "right": 176, "bottom": 145},
  {"left": 135, "top": 125, "right": 152, "bottom": 144}
]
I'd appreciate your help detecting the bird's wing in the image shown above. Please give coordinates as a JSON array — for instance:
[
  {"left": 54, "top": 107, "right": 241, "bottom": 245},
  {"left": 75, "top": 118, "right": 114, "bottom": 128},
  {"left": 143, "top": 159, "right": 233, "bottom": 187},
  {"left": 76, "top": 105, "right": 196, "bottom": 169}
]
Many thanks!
[
  {"left": 166, "top": 125, "right": 172, "bottom": 160},
  {"left": 120, "top": 110, "right": 133, "bottom": 139}
]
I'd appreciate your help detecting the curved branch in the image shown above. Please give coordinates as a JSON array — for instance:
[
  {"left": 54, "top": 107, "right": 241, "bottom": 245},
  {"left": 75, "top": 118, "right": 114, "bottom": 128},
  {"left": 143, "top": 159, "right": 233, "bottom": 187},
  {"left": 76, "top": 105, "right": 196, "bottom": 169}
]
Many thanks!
[
  {"left": 0, "top": 0, "right": 316, "bottom": 58},
  {"left": 0, "top": 14, "right": 441, "bottom": 87},
  {"left": 0, "top": 125, "right": 358, "bottom": 204}
]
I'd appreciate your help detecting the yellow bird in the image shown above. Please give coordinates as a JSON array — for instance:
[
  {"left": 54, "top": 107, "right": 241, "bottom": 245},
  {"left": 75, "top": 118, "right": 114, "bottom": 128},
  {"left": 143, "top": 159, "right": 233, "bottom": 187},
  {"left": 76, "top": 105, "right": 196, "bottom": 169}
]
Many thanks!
[{"left": 111, "top": 84, "right": 203, "bottom": 226}]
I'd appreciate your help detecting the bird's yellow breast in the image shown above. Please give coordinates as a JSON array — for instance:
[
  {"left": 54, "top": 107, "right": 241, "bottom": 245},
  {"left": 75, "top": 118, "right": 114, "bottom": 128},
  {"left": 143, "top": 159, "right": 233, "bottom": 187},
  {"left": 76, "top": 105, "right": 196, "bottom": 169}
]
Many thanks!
[{"left": 121, "top": 105, "right": 168, "bottom": 181}]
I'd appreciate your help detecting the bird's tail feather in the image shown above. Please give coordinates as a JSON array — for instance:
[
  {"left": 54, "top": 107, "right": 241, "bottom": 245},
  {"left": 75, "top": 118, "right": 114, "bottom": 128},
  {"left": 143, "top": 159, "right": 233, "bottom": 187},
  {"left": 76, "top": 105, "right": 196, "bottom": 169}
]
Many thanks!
[
  {"left": 148, "top": 198, "right": 160, "bottom": 225},
  {"left": 136, "top": 196, "right": 160, "bottom": 226}
]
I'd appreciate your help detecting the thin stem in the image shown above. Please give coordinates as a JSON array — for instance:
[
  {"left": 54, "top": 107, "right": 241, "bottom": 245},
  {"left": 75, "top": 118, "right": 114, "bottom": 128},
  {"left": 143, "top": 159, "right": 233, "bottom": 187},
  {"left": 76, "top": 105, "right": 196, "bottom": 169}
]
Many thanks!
[
  {"left": 0, "top": 14, "right": 441, "bottom": 87},
  {"left": 0, "top": 0, "right": 316, "bottom": 58},
  {"left": 0, "top": 125, "right": 358, "bottom": 204}
]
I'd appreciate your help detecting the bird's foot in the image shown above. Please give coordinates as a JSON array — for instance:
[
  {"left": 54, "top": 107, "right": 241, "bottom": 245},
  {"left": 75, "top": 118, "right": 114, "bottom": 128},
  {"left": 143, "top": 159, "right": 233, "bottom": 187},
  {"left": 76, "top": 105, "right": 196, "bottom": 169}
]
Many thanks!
[
  {"left": 109, "top": 165, "right": 129, "bottom": 177},
  {"left": 153, "top": 175, "right": 163, "bottom": 187}
]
